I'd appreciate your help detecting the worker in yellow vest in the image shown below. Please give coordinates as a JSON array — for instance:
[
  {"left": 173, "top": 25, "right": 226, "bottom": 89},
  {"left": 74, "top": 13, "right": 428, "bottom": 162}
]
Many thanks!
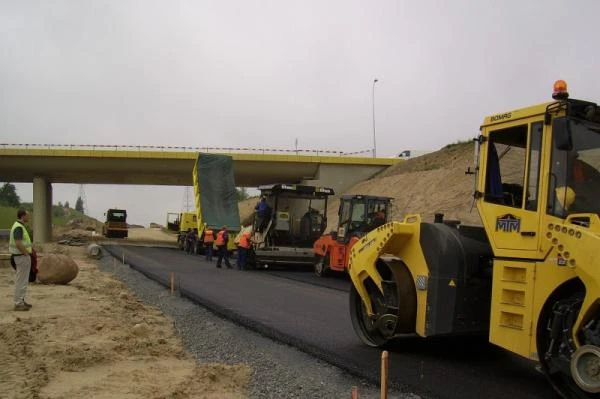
[
  {"left": 203, "top": 227, "right": 215, "bottom": 261},
  {"left": 237, "top": 230, "right": 252, "bottom": 271},
  {"left": 215, "top": 226, "right": 232, "bottom": 269},
  {"left": 9, "top": 209, "right": 33, "bottom": 311}
]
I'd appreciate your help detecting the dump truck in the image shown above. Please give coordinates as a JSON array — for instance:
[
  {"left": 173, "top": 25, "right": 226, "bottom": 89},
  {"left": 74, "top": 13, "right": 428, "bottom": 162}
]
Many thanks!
[
  {"left": 347, "top": 80, "right": 600, "bottom": 398},
  {"left": 313, "top": 195, "right": 392, "bottom": 276},
  {"left": 192, "top": 153, "right": 240, "bottom": 253},
  {"left": 251, "top": 184, "right": 334, "bottom": 268},
  {"left": 102, "top": 208, "right": 128, "bottom": 238}
]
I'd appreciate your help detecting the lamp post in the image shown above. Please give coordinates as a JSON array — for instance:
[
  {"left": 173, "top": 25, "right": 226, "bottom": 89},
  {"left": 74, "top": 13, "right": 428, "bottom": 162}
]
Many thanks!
[{"left": 372, "top": 78, "right": 378, "bottom": 158}]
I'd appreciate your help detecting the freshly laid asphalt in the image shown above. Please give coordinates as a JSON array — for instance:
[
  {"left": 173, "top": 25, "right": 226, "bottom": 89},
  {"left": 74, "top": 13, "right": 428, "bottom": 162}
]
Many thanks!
[{"left": 103, "top": 245, "right": 558, "bottom": 399}]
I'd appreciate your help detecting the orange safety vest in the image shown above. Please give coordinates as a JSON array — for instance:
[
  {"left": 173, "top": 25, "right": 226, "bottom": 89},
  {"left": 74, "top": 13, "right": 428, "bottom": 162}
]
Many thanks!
[
  {"left": 215, "top": 230, "right": 225, "bottom": 246},
  {"left": 239, "top": 234, "right": 250, "bottom": 249},
  {"left": 203, "top": 229, "right": 214, "bottom": 244}
]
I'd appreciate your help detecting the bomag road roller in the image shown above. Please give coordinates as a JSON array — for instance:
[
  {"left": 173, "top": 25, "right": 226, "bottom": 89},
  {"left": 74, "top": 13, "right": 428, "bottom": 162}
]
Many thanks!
[{"left": 348, "top": 80, "right": 600, "bottom": 398}]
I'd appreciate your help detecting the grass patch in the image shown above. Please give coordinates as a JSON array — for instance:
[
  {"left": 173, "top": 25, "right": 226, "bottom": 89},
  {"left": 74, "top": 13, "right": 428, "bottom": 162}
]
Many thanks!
[
  {"left": 442, "top": 139, "right": 473, "bottom": 150},
  {"left": 0, "top": 203, "right": 102, "bottom": 231}
]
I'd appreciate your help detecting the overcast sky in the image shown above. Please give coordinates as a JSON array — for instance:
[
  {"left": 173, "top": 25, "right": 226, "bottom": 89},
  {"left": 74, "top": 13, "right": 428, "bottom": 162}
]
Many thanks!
[{"left": 2, "top": 0, "right": 599, "bottom": 225}]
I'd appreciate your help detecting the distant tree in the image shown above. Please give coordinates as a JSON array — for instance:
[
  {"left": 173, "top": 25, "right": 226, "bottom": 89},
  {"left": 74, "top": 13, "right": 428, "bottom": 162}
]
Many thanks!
[
  {"left": 64, "top": 201, "right": 70, "bottom": 209},
  {"left": 58, "top": 201, "right": 63, "bottom": 208},
  {"left": 0, "top": 183, "right": 20, "bottom": 207},
  {"left": 236, "top": 187, "right": 249, "bottom": 201},
  {"left": 52, "top": 205, "right": 64, "bottom": 218},
  {"left": 75, "top": 196, "right": 84, "bottom": 213}
]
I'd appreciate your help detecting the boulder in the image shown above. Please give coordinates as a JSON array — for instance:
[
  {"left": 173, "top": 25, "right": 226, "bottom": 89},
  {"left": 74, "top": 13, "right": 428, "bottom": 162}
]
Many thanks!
[{"left": 37, "top": 253, "right": 79, "bottom": 284}]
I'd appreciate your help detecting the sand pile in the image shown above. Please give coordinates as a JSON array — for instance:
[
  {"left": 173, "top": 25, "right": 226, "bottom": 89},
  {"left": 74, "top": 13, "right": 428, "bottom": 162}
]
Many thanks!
[{"left": 0, "top": 246, "right": 249, "bottom": 398}]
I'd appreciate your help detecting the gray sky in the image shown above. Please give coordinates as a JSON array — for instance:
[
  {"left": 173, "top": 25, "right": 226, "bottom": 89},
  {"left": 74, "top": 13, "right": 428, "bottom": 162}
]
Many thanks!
[{"left": 2, "top": 0, "right": 599, "bottom": 225}]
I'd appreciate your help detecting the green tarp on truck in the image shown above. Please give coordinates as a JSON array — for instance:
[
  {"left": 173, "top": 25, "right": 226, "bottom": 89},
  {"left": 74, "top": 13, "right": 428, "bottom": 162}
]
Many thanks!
[{"left": 192, "top": 153, "right": 241, "bottom": 234}]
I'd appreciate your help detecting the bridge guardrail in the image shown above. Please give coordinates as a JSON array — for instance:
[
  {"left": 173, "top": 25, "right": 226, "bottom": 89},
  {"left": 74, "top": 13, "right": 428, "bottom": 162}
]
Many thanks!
[{"left": 0, "top": 143, "right": 374, "bottom": 157}]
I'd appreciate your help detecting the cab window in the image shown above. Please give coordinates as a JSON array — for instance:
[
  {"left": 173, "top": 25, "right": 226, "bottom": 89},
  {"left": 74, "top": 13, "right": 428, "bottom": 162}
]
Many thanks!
[{"left": 484, "top": 125, "right": 527, "bottom": 208}]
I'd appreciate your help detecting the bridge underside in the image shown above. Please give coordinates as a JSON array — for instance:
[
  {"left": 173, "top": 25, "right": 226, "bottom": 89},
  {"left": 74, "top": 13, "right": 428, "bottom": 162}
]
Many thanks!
[{"left": 3, "top": 156, "right": 323, "bottom": 186}]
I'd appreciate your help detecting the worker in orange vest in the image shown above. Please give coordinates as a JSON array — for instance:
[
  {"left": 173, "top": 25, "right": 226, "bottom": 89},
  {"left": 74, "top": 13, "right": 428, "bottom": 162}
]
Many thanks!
[
  {"left": 203, "top": 226, "right": 215, "bottom": 261},
  {"left": 215, "top": 226, "right": 232, "bottom": 269},
  {"left": 237, "top": 230, "right": 252, "bottom": 271}
]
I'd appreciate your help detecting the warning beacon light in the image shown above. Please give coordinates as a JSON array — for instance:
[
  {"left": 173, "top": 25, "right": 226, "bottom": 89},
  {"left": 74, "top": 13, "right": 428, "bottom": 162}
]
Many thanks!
[{"left": 552, "top": 80, "right": 569, "bottom": 100}]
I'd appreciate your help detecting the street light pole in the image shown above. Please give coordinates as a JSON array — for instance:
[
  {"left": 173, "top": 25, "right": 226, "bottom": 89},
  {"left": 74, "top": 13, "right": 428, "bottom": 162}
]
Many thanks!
[{"left": 372, "top": 78, "right": 378, "bottom": 158}]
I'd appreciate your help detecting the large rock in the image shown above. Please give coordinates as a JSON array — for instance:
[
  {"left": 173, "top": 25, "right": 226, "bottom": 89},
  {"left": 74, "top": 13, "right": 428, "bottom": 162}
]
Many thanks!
[{"left": 37, "top": 253, "right": 79, "bottom": 284}]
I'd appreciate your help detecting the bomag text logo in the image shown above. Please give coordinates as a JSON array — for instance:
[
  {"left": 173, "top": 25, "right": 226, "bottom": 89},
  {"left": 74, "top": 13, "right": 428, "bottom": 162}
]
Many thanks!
[{"left": 490, "top": 112, "right": 512, "bottom": 122}]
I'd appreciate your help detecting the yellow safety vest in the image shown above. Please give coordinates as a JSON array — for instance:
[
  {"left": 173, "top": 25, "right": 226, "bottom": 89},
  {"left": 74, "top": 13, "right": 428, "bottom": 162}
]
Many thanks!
[{"left": 9, "top": 221, "right": 32, "bottom": 255}]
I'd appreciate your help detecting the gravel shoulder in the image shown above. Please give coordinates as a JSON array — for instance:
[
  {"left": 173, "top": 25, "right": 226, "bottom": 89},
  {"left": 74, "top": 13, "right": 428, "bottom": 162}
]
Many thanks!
[{"left": 97, "top": 247, "right": 419, "bottom": 399}]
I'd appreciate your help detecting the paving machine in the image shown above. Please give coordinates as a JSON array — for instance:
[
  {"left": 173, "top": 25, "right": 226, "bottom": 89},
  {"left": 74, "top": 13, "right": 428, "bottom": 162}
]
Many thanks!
[
  {"left": 313, "top": 195, "right": 392, "bottom": 276},
  {"left": 251, "top": 184, "right": 334, "bottom": 268},
  {"left": 348, "top": 80, "right": 600, "bottom": 398}
]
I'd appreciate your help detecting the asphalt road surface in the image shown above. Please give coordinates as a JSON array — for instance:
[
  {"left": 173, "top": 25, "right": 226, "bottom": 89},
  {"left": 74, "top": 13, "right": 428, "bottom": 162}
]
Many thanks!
[{"left": 103, "top": 245, "right": 559, "bottom": 399}]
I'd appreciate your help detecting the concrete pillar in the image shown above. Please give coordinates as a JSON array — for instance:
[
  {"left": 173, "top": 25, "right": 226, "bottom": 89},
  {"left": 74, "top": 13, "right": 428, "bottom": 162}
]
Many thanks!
[
  {"left": 33, "top": 176, "right": 52, "bottom": 243},
  {"left": 46, "top": 180, "right": 53, "bottom": 240}
]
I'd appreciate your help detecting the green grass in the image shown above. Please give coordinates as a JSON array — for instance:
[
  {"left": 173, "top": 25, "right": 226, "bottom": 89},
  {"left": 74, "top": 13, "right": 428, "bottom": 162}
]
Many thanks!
[
  {"left": 442, "top": 139, "right": 473, "bottom": 150},
  {"left": 0, "top": 205, "right": 17, "bottom": 229},
  {"left": 0, "top": 203, "right": 102, "bottom": 231}
]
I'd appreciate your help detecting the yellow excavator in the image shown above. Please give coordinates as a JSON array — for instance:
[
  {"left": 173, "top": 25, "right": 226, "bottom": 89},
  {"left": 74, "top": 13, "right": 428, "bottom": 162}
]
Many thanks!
[{"left": 348, "top": 81, "right": 600, "bottom": 398}]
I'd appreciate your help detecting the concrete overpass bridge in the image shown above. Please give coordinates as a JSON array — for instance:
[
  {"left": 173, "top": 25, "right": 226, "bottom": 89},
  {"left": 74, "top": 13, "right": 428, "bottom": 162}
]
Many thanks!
[{"left": 0, "top": 144, "right": 398, "bottom": 242}]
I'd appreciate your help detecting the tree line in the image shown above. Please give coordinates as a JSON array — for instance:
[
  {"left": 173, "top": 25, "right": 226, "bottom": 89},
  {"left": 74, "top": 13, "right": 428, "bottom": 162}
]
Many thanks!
[{"left": 0, "top": 183, "right": 85, "bottom": 213}]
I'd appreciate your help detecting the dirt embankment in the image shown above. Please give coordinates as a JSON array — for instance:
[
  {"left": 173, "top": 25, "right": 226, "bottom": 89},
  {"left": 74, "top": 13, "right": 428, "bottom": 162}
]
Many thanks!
[
  {"left": 325, "top": 142, "right": 482, "bottom": 228},
  {"left": 0, "top": 246, "right": 249, "bottom": 399}
]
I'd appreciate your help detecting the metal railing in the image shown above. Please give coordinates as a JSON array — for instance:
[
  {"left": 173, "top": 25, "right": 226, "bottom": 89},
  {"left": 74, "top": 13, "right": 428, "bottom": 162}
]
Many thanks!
[{"left": 0, "top": 143, "right": 374, "bottom": 157}]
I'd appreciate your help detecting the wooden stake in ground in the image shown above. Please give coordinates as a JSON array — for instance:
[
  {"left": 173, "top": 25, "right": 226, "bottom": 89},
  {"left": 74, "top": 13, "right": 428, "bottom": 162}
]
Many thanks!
[
  {"left": 351, "top": 385, "right": 358, "bottom": 399},
  {"left": 170, "top": 272, "right": 175, "bottom": 296},
  {"left": 380, "top": 350, "right": 388, "bottom": 399}
]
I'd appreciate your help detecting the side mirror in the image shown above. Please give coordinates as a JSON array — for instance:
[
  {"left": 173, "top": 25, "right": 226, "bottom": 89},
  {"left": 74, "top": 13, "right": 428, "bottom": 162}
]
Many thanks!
[{"left": 554, "top": 118, "right": 573, "bottom": 151}]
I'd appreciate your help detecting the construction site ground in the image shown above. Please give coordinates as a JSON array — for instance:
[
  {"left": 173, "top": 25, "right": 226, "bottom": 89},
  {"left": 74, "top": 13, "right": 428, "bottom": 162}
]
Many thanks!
[
  {"left": 0, "top": 242, "right": 250, "bottom": 399},
  {"left": 1, "top": 142, "right": 521, "bottom": 398}
]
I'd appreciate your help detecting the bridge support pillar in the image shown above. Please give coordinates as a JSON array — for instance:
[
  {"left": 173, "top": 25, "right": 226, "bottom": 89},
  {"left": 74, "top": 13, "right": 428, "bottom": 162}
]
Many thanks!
[{"left": 33, "top": 176, "right": 52, "bottom": 243}]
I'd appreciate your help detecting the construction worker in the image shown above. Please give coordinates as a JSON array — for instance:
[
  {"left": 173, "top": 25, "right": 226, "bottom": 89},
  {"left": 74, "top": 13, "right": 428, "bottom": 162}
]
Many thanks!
[
  {"left": 254, "top": 196, "right": 269, "bottom": 232},
  {"left": 237, "top": 230, "right": 251, "bottom": 271},
  {"left": 203, "top": 226, "right": 215, "bottom": 261},
  {"left": 9, "top": 209, "right": 33, "bottom": 311},
  {"left": 186, "top": 228, "right": 197, "bottom": 255},
  {"left": 215, "top": 226, "right": 232, "bottom": 269}
]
